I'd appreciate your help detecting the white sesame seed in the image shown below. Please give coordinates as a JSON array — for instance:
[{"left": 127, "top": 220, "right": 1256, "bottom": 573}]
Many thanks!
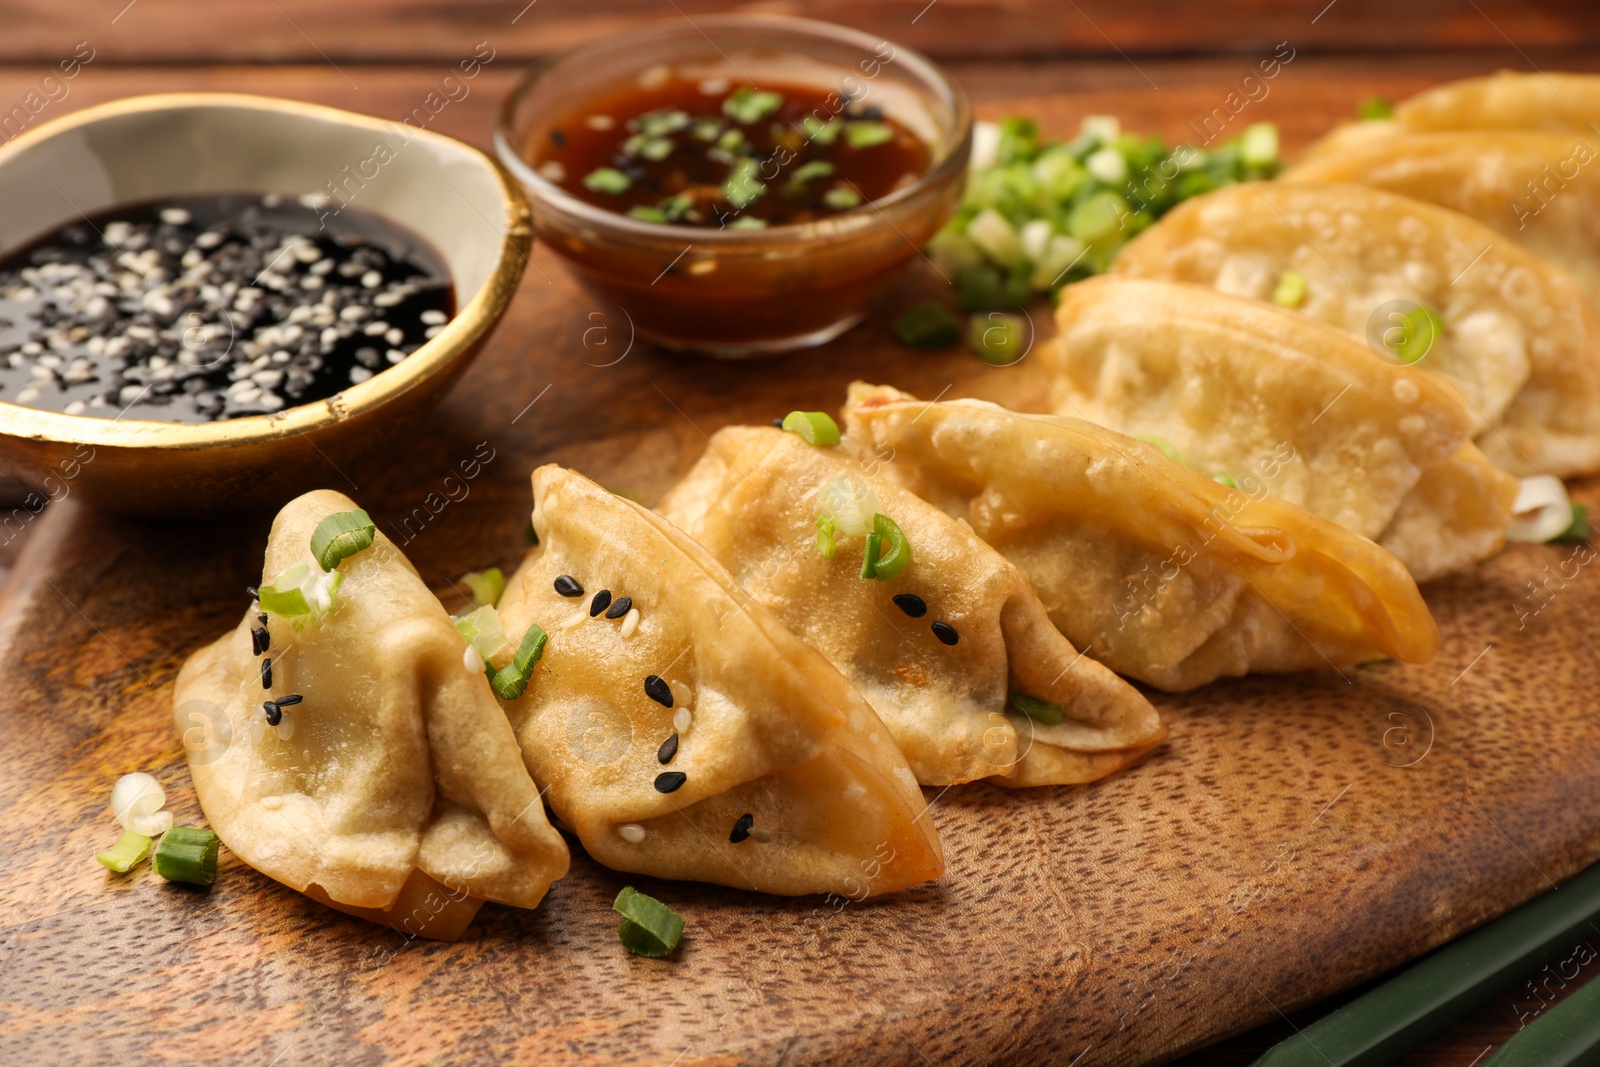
[
  {"left": 63, "top": 400, "right": 86, "bottom": 415},
  {"left": 159, "top": 207, "right": 191, "bottom": 225},
  {"left": 748, "top": 826, "right": 773, "bottom": 843},
  {"left": 300, "top": 274, "right": 324, "bottom": 290},
  {"left": 560, "top": 610, "right": 588, "bottom": 630},
  {"left": 669, "top": 679, "right": 693, "bottom": 709},
  {"left": 384, "top": 327, "right": 404, "bottom": 345},
  {"left": 463, "top": 645, "right": 484, "bottom": 673},
  {"left": 424, "top": 325, "right": 443, "bottom": 339},
  {"left": 320, "top": 327, "right": 340, "bottom": 347},
  {"left": 672, "top": 706, "right": 691, "bottom": 733},
  {"left": 619, "top": 607, "right": 640, "bottom": 638},
  {"left": 363, "top": 321, "right": 388, "bottom": 336},
  {"left": 420, "top": 309, "right": 447, "bottom": 325},
  {"left": 618, "top": 823, "right": 646, "bottom": 843},
  {"left": 586, "top": 114, "right": 616, "bottom": 130},
  {"left": 349, "top": 366, "right": 373, "bottom": 383},
  {"left": 276, "top": 711, "right": 295, "bottom": 741},
  {"left": 386, "top": 348, "right": 406, "bottom": 364},
  {"left": 361, "top": 270, "right": 382, "bottom": 289}
]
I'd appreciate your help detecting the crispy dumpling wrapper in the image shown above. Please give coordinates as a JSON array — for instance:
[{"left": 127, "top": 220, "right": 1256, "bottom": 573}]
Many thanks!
[
  {"left": 1113, "top": 180, "right": 1600, "bottom": 476},
  {"left": 494, "top": 465, "right": 943, "bottom": 897},
  {"left": 656, "top": 425, "right": 1166, "bottom": 788},
  {"left": 1048, "top": 277, "right": 1517, "bottom": 581},
  {"left": 842, "top": 384, "right": 1439, "bottom": 692},
  {"left": 174, "top": 490, "right": 569, "bottom": 933},
  {"left": 1285, "top": 130, "right": 1600, "bottom": 309}
]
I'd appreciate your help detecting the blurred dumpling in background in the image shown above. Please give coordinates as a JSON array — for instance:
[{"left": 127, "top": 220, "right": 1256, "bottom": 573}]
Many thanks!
[
  {"left": 175, "top": 490, "right": 570, "bottom": 940},
  {"left": 1112, "top": 180, "right": 1600, "bottom": 476},
  {"left": 1048, "top": 277, "right": 1519, "bottom": 581},
  {"left": 494, "top": 465, "right": 944, "bottom": 899},
  {"left": 657, "top": 424, "right": 1167, "bottom": 789},
  {"left": 842, "top": 384, "right": 1439, "bottom": 693}
]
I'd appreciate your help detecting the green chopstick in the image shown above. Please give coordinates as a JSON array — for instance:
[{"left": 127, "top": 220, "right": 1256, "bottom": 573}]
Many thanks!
[
  {"left": 1252, "top": 858, "right": 1600, "bottom": 1066},
  {"left": 1480, "top": 974, "right": 1600, "bottom": 1066}
]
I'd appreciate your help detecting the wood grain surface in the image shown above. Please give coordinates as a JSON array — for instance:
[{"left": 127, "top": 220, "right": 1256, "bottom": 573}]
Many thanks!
[{"left": 3, "top": 26, "right": 1600, "bottom": 1067}]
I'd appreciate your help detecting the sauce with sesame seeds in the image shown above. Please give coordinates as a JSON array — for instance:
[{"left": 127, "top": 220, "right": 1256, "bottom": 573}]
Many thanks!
[
  {"left": 534, "top": 76, "right": 931, "bottom": 229},
  {"left": 0, "top": 194, "right": 453, "bottom": 422}
]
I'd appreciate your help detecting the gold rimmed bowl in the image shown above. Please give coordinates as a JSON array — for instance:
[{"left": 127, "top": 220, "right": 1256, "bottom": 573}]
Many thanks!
[{"left": 0, "top": 93, "right": 531, "bottom": 517}]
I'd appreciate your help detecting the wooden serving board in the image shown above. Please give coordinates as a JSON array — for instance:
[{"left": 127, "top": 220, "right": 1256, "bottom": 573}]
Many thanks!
[{"left": 6, "top": 115, "right": 1600, "bottom": 1067}]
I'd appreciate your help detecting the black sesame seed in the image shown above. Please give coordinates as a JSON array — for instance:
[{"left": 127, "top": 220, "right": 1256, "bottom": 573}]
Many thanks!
[
  {"left": 931, "top": 620, "right": 960, "bottom": 646},
  {"left": 654, "top": 771, "right": 687, "bottom": 794},
  {"left": 658, "top": 732, "right": 679, "bottom": 764},
  {"left": 590, "top": 589, "right": 613, "bottom": 617},
  {"left": 275, "top": 693, "right": 302, "bottom": 707},
  {"left": 261, "top": 657, "right": 273, "bottom": 688},
  {"left": 251, "top": 626, "right": 270, "bottom": 655},
  {"left": 551, "top": 129, "right": 568, "bottom": 146},
  {"left": 554, "top": 574, "right": 583, "bottom": 598},
  {"left": 892, "top": 593, "right": 928, "bottom": 618},
  {"left": 263, "top": 701, "right": 282, "bottom": 726},
  {"left": 246, "top": 586, "right": 259, "bottom": 601},
  {"left": 644, "top": 674, "right": 673, "bottom": 707},
  {"left": 605, "top": 595, "right": 633, "bottom": 620},
  {"left": 257, "top": 612, "right": 269, "bottom": 628},
  {"left": 771, "top": 417, "right": 785, "bottom": 428},
  {"left": 730, "top": 813, "right": 755, "bottom": 843}
]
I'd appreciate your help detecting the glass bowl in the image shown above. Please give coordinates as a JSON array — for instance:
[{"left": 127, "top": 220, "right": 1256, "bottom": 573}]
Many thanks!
[{"left": 495, "top": 14, "right": 971, "bottom": 358}]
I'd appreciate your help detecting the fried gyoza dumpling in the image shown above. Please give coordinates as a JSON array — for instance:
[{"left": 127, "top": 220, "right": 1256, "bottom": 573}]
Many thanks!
[
  {"left": 493, "top": 465, "right": 943, "bottom": 897},
  {"left": 655, "top": 425, "right": 1166, "bottom": 788},
  {"left": 841, "top": 384, "right": 1439, "bottom": 692},
  {"left": 1285, "top": 131, "right": 1600, "bottom": 307},
  {"left": 1112, "top": 181, "right": 1600, "bottom": 476},
  {"left": 174, "top": 490, "right": 569, "bottom": 939},
  {"left": 1048, "top": 278, "right": 1519, "bottom": 581}
]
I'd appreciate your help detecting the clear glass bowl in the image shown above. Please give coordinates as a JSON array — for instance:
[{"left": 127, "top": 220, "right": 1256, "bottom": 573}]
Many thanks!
[{"left": 495, "top": 14, "right": 971, "bottom": 358}]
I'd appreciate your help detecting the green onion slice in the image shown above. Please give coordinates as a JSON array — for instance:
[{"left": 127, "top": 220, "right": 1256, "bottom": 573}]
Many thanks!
[
  {"left": 310, "top": 509, "right": 376, "bottom": 571},
  {"left": 1009, "top": 693, "right": 1064, "bottom": 726},
  {"left": 1137, "top": 436, "right": 1185, "bottom": 465},
  {"left": 788, "top": 160, "right": 835, "bottom": 186},
  {"left": 259, "top": 560, "right": 343, "bottom": 619},
  {"left": 860, "top": 530, "right": 883, "bottom": 580},
  {"left": 818, "top": 477, "right": 880, "bottom": 537},
  {"left": 488, "top": 623, "right": 549, "bottom": 701},
  {"left": 845, "top": 121, "right": 895, "bottom": 149},
  {"left": 893, "top": 301, "right": 962, "bottom": 349},
  {"left": 1358, "top": 96, "right": 1395, "bottom": 120},
  {"left": 967, "top": 311, "right": 1026, "bottom": 366},
  {"left": 723, "top": 86, "right": 783, "bottom": 124},
  {"left": 582, "top": 167, "right": 630, "bottom": 194},
  {"left": 823, "top": 185, "right": 862, "bottom": 210},
  {"left": 456, "top": 605, "right": 509, "bottom": 660},
  {"left": 781, "top": 410, "right": 841, "bottom": 447},
  {"left": 724, "top": 157, "right": 765, "bottom": 210},
  {"left": 869, "top": 513, "right": 911, "bottom": 581},
  {"left": 801, "top": 115, "right": 843, "bottom": 145},
  {"left": 1212, "top": 471, "right": 1238, "bottom": 489},
  {"left": 1272, "top": 270, "right": 1307, "bottom": 308},
  {"left": 461, "top": 567, "right": 506, "bottom": 609},
  {"left": 96, "top": 830, "right": 153, "bottom": 873},
  {"left": 815, "top": 514, "right": 837, "bottom": 560},
  {"left": 614, "top": 886, "right": 685, "bottom": 958},
  {"left": 1555, "top": 504, "right": 1590, "bottom": 542},
  {"left": 152, "top": 826, "right": 220, "bottom": 887}
]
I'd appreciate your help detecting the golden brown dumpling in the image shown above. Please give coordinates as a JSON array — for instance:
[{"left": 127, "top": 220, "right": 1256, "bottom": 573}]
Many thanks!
[
  {"left": 494, "top": 465, "right": 943, "bottom": 898},
  {"left": 1112, "top": 181, "right": 1600, "bottom": 476},
  {"left": 656, "top": 425, "right": 1166, "bottom": 788},
  {"left": 174, "top": 490, "right": 569, "bottom": 939},
  {"left": 842, "top": 384, "right": 1439, "bottom": 692},
  {"left": 1048, "top": 277, "right": 1518, "bottom": 581}
]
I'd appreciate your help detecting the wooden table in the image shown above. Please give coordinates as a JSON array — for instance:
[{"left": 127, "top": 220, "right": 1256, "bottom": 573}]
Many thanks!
[{"left": 4, "top": 3, "right": 1600, "bottom": 1063}]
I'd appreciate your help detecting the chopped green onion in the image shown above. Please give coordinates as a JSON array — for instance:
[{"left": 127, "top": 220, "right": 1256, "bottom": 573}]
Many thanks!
[
  {"left": 1387, "top": 306, "right": 1444, "bottom": 363},
  {"left": 724, "top": 158, "right": 765, "bottom": 210},
  {"left": 488, "top": 623, "right": 548, "bottom": 701},
  {"left": 1067, "top": 190, "right": 1129, "bottom": 244},
  {"left": 310, "top": 508, "right": 376, "bottom": 571},
  {"left": 893, "top": 301, "right": 963, "bottom": 349},
  {"left": 780, "top": 410, "right": 841, "bottom": 447},
  {"left": 1009, "top": 693, "right": 1064, "bottom": 726},
  {"left": 967, "top": 311, "right": 1026, "bottom": 365},
  {"left": 823, "top": 185, "right": 862, "bottom": 210},
  {"left": 1085, "top": 145, "right": 1127, "bottom": 185},
  {"left": 1138, "top": 436, "right": 1184, "bottom": 464},
  {"left": 614, "top": 886, "right": 685, "bottom": 958},
  {"left": 967, "top": 208, "right": 1023, "bottom": 268},
  {"left": 868, "top": 513, "right": 910, "bottom": 581},
  {"left": 1240, "top": 122, "right": 1280, "bottom": 170},
  {"left": 859, "top": 530, "right": 883, "bottom": 579},
  {"left": 815, "top": 514, "right": 837, "bottom": 560},
  {"left": 800, "top": 115, "right": 843, "bottom": 145},
  {"left": 1212, "top": 471, "right": 1238, "bottom": 488},
  {"left": 628, "top": 205, "right": 669, "bottom": 223},
  {"left": 723, "top": 86, "right": 784, "bottom": 124},
  {"left": 1357, "top": 96, "right": 1395, "bottom": 120},
  {"left": 787, "top": 160, "right": 835, "bottom": 188},
  {"left": 456, "top": 604, "right": 509, "bottom": 660},
  {"left": 728, "top": 216, "right": 768, "bottom": 230},
  {"left": 845, "top": 121, "right": 894, "bottom": 149},
  {"left": 661, "top": 194, "right": 694, "bottom": 221},
  {"left": 691, "top": 116, "right": 723, "bottom": 142},
  {"left": 715, "top": 128, "right": 747, "bottom": 154},
  {"left": 582, "top": 167, "right": 630, "bottom": 195},
  {"left": 1555, "top": 504, "right": 1590, "bottom": 542},
  {"left": 1272, "top": 270, "right": 1307, "bottom": 308},
  {"left": 258, "top": 581, "right": 310, "bottom": 616},
  {"left": 96, "top": 830, "right": 153, "bottom": 873},
  {"left": 259, "top": 560, "right": 342, "bottom": 619},
  {"left": 152, "top": 826, "right": 220, "bottom": 887},
  {"left": 817, "top": 477, "right": 880, "bottom": 537},
  {"left": 636, "top": 108, "right": 690, "bottom": 138}
]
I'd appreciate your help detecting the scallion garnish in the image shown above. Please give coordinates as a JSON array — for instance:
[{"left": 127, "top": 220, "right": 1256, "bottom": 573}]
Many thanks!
[
  {"left": 844, "top": 121, "right": 894, "bottom": 149},
  {"left": 456, "top": 604, "right": 509, "bottom": 660},
  {"left": 967, "top": 311, "right": 1025, "bottom": 365},
  {"left": 801, "top": 114, "right": 843, "bottom": 145},
  {"left": 1357, "top": 96, "right": 1395, "bottom": 120},
  {"left": 1555, "top": 504, "right": 1590, "bottom": 542},
  {"left": 1239, "top": 121, "right": 1280, "bottom": 170},
  {"left": 96, "top": 830, "right": 153, "bottom": 873},
  {"left": 859, "top": 530, "right": 883, "bottom": 580},
  {"left": 728, "top": 216, "right": 768, "bottom": 230},
  {"left": 1387, "top": 306, "right": 1444, "bottom": 363},
  {"left": 1272, "top": 270, "right": 1307, "bottom": 308},
  {"left": 310, "top": 508, "right": 376, "bottom": 571},
  {"left": 1009, "top": 693, "right": 1064, "bottom": 726},
  {"left": 723, "top": 86, "right": 784, "bottom": 125},
  {"left": 892, "top": 301, "right": 962, "bottom": 349},
  {"left": 724, "top": 158, "right": 765, "bottom": 210},
  {"left": 461, "top": 567, "right": 506, "bottom": 609},
  {"left": 614, "top": 886, "right": 685, "bottom": 958},
  {"left": 823, "top": 186, "right": 862, "bottom": 210},
  {"left": 636, "top": 108, "right": 691, "bottom": 138},
  {"left": 1212, "top": 471, "right": 1238, "bottom": 489},
  {"left": 259, "top": 559, "right": 342, "bottom": 619},
  {"left": 788, "top": 160, "right": 835, "bottom": 187},
  {"left": 628, "top": 205, "right": 670, "bottom": 223},
  {"left": 867, "top": 513, "right": 911, "bottom": 581},
  {"left": 1137, "top": 436, "right": 1185, "bottom": 465},
  {"left": 815, "top": 514, "right": 837, "bottom": 560},
  {"left": 817, "top": 477, "right": 880, "bottom": 537},
  {"left": 583, "top": 167, "right": 631, "bottom": 194},
  {"left": 780, "top": 410, "right": 841, "bottom": 447},
  {"left": 488, "top": 623, "right": 549, "bottom": 701},
  {"left": 152, "top": 826, "right": 220, "bottom": 887}
]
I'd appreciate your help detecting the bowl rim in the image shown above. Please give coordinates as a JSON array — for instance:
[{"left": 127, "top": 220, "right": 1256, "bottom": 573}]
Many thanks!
[
  {"left": 493, "top": 12, "right": 973, "bottom": 247},
  {"left": 0, "top": 91, "right": 532, "bottom": 451}
]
